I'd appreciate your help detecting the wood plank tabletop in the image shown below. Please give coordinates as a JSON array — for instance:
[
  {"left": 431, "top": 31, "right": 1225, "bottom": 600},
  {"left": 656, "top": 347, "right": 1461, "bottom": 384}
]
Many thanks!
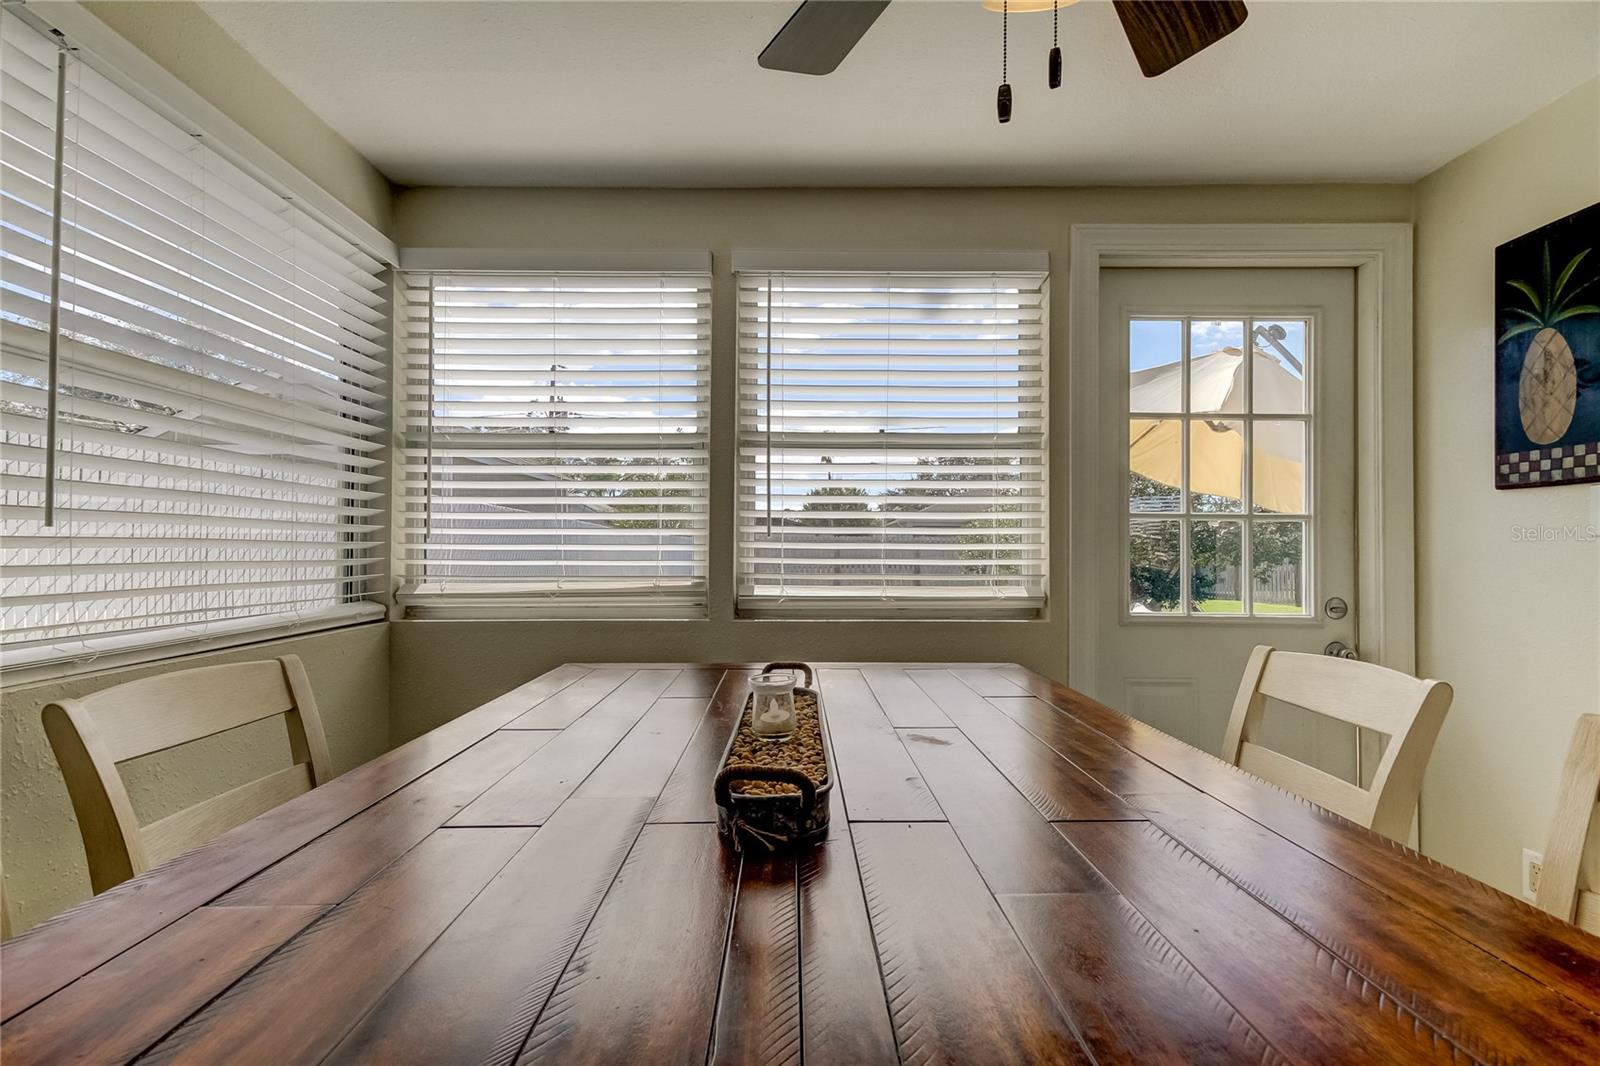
[{"left": 4, "top": 662, "right": 1599, "bottom": 1065}]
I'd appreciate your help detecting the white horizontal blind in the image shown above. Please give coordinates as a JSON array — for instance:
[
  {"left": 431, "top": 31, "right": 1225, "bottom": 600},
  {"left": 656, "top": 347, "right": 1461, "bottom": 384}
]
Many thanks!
[
  {"left": 397, "top": 271, "right": 711, "bottom": 615},
  {"left": 736, "top": 270, "right": 1048, "bottom": 616},
  {"left": 0, "top": 10, "right": 389, "bottom": 660}
]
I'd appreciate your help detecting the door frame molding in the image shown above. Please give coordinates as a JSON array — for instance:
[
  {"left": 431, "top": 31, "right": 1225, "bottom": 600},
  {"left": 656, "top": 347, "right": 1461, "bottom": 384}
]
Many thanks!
[{"left": 1067, "top": 223, "right": 1415, "bottom": 697}]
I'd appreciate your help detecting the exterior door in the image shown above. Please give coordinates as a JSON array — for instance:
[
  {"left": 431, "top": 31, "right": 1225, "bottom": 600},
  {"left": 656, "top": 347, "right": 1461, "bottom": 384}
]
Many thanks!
[{"left": 1095, "top": 267, "right": 1361, "bottom": 769}]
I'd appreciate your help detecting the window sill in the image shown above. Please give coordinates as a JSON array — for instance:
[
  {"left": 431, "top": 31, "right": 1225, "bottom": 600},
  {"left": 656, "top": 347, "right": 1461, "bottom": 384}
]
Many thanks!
[
  {"left": 0, "top": 604, "right": 386, "bottom": 687},
  {"left": 401, "top": 604, "right": 709, "bottom": 621},
  {"left": 736, "top": 593, "right": 1045, "bottom": 621},
  {"left": 397, "top": 581, "right": 708, "bottom": 620}
]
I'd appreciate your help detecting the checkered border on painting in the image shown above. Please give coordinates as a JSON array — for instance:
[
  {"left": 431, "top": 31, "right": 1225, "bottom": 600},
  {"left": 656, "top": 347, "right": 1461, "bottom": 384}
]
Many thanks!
[{"left": 1497, "top": 441, "right": 1600, "bottom": 486}]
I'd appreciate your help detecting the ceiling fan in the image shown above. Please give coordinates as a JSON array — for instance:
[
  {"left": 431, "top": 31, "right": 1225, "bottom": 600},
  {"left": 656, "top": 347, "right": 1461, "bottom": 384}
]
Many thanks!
[{"left": 758, "top": 0, "right": 1249, "bottom": 79}]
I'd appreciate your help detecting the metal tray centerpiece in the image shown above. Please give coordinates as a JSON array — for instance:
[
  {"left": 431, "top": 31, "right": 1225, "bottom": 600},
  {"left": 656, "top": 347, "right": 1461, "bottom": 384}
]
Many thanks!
[{"left": 714, "top": 661, "right": 832, "bottom": 851}]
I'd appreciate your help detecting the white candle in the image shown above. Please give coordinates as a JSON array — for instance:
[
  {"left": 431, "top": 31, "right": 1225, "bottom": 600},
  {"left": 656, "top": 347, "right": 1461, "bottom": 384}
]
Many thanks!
[{"left": 749, "top": 672, "right": 796, "bottom": 736}]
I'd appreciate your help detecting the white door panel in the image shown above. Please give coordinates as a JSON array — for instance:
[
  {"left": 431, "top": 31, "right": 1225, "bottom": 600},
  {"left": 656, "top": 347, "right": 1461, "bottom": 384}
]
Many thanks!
[{"left": 1096, "top": 268, "right": 1358, "bottom": 759}]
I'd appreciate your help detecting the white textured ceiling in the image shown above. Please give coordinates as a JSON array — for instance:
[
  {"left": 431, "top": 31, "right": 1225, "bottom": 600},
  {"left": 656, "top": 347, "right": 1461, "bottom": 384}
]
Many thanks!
[{"left": 199, "top": 0, "right": 1600, "bottom": 187}]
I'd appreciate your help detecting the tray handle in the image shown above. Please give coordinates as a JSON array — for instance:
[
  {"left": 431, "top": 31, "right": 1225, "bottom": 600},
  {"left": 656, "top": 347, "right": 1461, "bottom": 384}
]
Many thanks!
[
  {"left": 715, "top": 764, "right": 817, "bottom": 809},
  {"left": 762, "top": 661, "right": 816, "bottom": 688}
]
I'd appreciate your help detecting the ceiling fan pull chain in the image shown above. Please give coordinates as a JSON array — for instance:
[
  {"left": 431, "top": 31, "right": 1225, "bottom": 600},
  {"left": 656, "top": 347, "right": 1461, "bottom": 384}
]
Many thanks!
[
  {"left": 1049, "top": 1, "right": 1062, "bottom": 89},
  {"left": 997, "top": 0, "right": 1012, "bottom": 123}
]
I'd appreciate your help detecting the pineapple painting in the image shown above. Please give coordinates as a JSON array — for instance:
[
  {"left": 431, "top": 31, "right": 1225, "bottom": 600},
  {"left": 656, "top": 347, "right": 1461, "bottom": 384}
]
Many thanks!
[
  {"left": 1495, "top": 204, "right": 1600, "bottom": 489},
  {"left": 1500, "top": 244, "right": 1596, "bottom": 443}
]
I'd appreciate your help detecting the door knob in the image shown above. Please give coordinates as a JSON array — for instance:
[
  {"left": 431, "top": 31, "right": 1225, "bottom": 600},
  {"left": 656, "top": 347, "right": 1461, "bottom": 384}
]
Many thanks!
[{"left": 1324, "top": 641, "right": 1357, "bottom": 660}]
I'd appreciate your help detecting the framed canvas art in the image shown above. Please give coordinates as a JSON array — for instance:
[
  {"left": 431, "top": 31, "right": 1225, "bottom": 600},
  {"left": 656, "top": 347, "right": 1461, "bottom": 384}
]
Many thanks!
[{"left": 1495, "top": 202, "right": 1600, "bottom": 488}]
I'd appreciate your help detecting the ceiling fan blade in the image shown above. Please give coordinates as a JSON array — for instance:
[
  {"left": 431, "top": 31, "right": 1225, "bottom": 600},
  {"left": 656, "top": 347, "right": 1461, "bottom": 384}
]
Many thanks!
[
  {"left": 1112, "top": 0, "right": 1248, "bottom": 78},
  {"left": 758, "top": 0, "right": 891, "bottom": 76}
]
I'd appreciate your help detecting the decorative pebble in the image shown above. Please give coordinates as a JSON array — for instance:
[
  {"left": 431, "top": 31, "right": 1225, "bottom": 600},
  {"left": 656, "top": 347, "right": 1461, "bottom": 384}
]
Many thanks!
[{"left": 725, "top": 692, "right": 828, "bottom": 796}]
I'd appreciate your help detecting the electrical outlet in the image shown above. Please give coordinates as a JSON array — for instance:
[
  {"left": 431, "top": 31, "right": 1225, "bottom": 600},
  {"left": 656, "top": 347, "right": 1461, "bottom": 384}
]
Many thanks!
[{"left": 1522, "top": 848, "right": 1544, "bottom": 902}]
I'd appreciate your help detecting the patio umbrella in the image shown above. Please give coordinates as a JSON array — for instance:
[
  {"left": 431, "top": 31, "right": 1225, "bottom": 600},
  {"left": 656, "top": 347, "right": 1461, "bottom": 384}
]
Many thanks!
[{"left": 1129, "top": 346, "right": 1305, "bottom": 514}]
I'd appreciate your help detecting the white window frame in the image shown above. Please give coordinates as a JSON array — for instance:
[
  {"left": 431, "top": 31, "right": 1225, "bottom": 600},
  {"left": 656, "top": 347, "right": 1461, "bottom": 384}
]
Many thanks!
[
  {"left": 393, "top": 252, "right": 714, "bottom": 619},
  {"left": 732, "top": 252, "right": 1050, "bottom": 620}
]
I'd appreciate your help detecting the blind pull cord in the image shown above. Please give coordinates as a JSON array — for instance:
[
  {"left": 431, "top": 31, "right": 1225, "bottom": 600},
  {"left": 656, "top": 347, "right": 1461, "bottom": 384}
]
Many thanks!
[{"left": 42, "top": 35, "right": 70, "bottom": 527}]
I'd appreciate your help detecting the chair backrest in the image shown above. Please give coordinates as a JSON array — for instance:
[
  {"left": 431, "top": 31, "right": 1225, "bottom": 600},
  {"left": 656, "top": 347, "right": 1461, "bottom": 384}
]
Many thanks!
[
  {"left": 1221, "top": 645, "right": 1453, "bottom": 841},
  {"left": 42, "top": 655, "right": 331, "bottom": 894},
  {"left": 1537, "top": 714, "right": 1600, "bottom": 934}
]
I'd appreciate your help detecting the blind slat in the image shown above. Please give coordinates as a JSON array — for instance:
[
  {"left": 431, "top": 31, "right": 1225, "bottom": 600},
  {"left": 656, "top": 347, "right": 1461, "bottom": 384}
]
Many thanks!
[
  {"left": 2, "top": 336, "right": 384, "bottom": 435},
  {"left": 0, "top": 181, "right": 386, "bottom": 357}
]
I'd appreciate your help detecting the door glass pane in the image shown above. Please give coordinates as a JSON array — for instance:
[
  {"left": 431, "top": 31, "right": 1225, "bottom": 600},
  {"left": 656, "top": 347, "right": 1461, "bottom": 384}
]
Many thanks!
[
  {"left": 1188, "top": 419, "right": 1244, "bottom": 513},
  {"left": 1129, "top": 319, "right": 1182, "bottom": 413},
  {"left": 1192, "top": 520, "right": 1243, "bottom": 614},
  {"left": 1130, "top": 419, "right": 1181, "bottom": 512},
  {"left": 1252, "top": 419, "right": 1306, "bottom": 514},
  {"left": 1189, "top": 320, "right": 1245, "bottom": 414},
  {"left": 1251, "top": 520, "right": 1306, "bottom": 614},
  {"left": 1251, "top": 319, "right": 1307, "bottom": 414},
  {"left": 1129, "top": 519, "right": 1182, "bottom": 614}
]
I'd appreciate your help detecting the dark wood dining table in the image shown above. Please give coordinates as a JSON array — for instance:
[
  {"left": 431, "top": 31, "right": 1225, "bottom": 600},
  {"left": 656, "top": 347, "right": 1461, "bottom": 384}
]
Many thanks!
[{"left": 3, "top": 662, "right": 1599, "bottom": 1064}]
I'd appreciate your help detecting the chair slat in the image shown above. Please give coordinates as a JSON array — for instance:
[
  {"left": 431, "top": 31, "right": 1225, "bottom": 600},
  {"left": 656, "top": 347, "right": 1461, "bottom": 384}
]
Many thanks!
[
  {"left": 1238, "top": 741, "right": 1371, "bottom": 824},
  {"left": 80, "top": 661, "right": 297, "bottom": 763},
  {"left": 141, "top": 763, "right": 315, "bottom": 868},
  {"left": 1258, "top": 653, "right": 1432, "bottom": 737}
]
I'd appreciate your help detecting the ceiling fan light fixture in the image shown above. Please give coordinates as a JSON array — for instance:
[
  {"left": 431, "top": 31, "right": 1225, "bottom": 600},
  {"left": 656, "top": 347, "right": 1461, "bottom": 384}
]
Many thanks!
[
  {"left": 1048, "top": 0, "right": 1062, "bottom": 88},
  {"left": 982, "top": 0, "right": 1079, "bottom": 12},
  {"left": 997, "top": 0, "right": 1012, "bottom": 123}
]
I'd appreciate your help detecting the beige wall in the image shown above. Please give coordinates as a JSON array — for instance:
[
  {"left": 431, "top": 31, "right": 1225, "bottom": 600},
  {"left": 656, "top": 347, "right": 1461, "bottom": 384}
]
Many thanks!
[
  {"left": 1413, "top": 79, "right": 1600, "bottom": 897},
  {"left": 77, "top": 0, "right": 393, "bottom": 234},
  {"left": 388, "top": 183, "right": 1415, "bottom": 740},
  {"left": 1, "top": 622, "right": 389, "bottom": 930}
]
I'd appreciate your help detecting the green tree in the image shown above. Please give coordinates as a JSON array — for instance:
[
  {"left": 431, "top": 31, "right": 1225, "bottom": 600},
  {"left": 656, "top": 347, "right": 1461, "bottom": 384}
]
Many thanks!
[
  {"left": 881, "top": 456, "right": 1027, "bottom": 575},
  {"left": 1128, "top": 469, "right": 1302, "bottom": 610},
  {"left": 566, "top": 455, "right": 697, "bottom": 529},
  {"left": 958, "top": 509, "right": 1024, "bottom": 576},
  {"left": 795, "top": 484, "right": 874, "bottom": 527},
  {"left": 1129, "top": 472, "right": 1232, "bottom": 609}
]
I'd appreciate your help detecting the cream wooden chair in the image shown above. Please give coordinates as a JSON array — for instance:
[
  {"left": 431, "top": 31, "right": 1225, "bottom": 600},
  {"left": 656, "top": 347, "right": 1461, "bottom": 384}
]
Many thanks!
[
  {"left": 1222, "top": 646, "right": 1453, "bottom": 842},
  {"left": 1536, "top": 714, "right": 1600, "bottom": 934},
  {"left": 1, "top": 863, "right": 13, "bottom": 940},
  {"left": 43, "top": 655, "right": 332, "bottom": 894}
]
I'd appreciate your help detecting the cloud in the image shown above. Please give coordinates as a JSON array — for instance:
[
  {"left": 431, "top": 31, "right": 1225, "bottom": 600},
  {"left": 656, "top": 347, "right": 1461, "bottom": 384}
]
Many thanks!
[{"left": 1190, "top": 319, "right": 1244, "bottom": 352}]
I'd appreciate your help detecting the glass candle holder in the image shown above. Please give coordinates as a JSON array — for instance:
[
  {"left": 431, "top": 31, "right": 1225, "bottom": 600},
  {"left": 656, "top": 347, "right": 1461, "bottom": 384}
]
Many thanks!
[{"left": 749, "top": 672, "right": 797, "bottom": 740}]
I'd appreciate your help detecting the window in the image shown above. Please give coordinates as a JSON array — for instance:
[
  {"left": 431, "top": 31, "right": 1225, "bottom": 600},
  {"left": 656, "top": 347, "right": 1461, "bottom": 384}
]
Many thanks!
[
  {"left": 735, "top": 267, "right": 1048, "bottom": 617},
  {"left": 0, "top": 11, "right": 389, "bottom": 665},
  {"left": 396, "top": 271, "right": 711, "bottom": 616},
  {"left": 1127, "top": 317, "right": 1311, "bottom": 616}
]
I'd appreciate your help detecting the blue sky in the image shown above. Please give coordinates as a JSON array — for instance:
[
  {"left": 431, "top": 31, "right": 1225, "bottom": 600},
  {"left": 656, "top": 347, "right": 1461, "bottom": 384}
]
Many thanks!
[{"left": 1129, "top": 318, "right": 1307, "bottom": 376}]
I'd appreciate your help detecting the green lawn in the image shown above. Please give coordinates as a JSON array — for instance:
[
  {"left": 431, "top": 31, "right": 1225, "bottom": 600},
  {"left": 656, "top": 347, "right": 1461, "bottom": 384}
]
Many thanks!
[{"left": 1194, "top": 600, "right": 1305, "bottom": 615}]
